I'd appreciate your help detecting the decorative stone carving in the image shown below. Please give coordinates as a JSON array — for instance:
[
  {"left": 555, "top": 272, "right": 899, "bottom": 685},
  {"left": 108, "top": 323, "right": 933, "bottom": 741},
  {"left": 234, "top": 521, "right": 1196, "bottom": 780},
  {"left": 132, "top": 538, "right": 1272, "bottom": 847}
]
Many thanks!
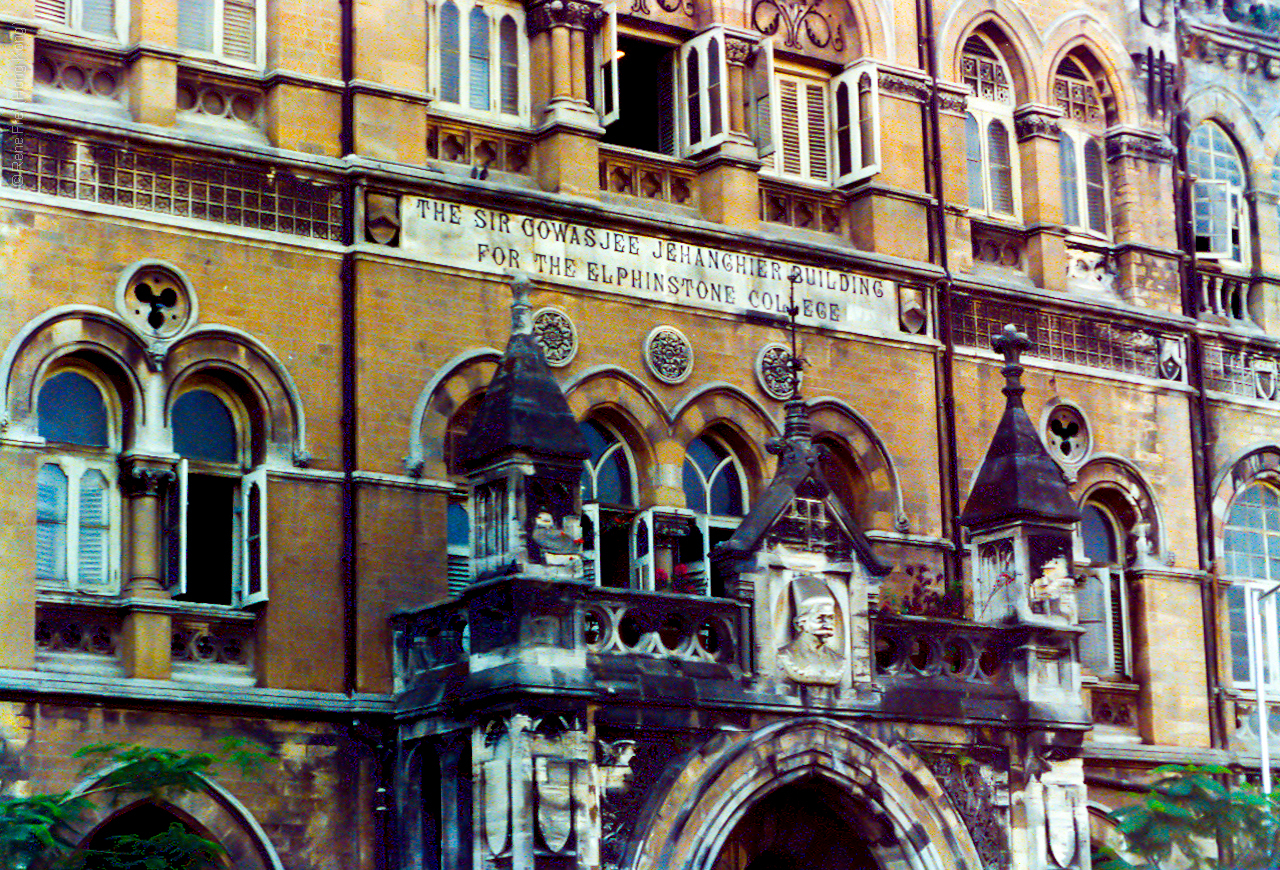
[
  {"left": 482, "top": 758, "right": 510, "bottom": 855},
  {"left": 526, "top": 0, "right": 594, "bottom": 35},
  {"left": 629, "top": 0, "right": 692, "bottom": 17},
  {"left": 644, "top": 326, "right": 693, "bottom": 384},
  {"left": 750, "top": 0, "right": 844, "bottom": 52},
  {"left": 1252, "top": 355, "right": 1278, "bottom": 400},
  {"left": 117, "top": 263, "right": 194, "bottom": 340},
  {"left": 920, "top": 751, "right": 1010, "bottom": 870},
  {"left": 1065, "top": 247, "right": 1115, "bottom": 295},
  {"left": 937, "top": 90, "right": 968, "bottom": 113},
  {"left": 1159, "top": 335, "right": 1185, "bottom": 381},
  {"left": 1105, "top": 132, "right": 1175, "bottom": 163},
  {"left": 778, "top": 575, "right": 844, "bottom": 686},
  {"left": 1013, "top": 110, "right": 1061, "bottom": 141},
  {"left": 1045, "top": 784, "right": 1079, "bottom": 869},
  {"left": 975, "top": 538, "right": 1016, "bottom": 621},
  {"left": 532, "top": 307, "right": 577, "bottom": 367},
  {"left": 119, "top": 461, "right": 176, "bottom": 497},
  {"left": 1042, "top": 403, "right": 1090, "bottom": 469},
  {"left": 724, "top": 36, "right": 754, "bottom": 65},
  {"left": 365, "top": 193, "right": 401, "bottom": 245},
  {"left": 534, "top": 756, "right": 574, "bottom": 853},
  {"left": 755, "top": 343, "right": 796, "bottom": 399},
  {"left": 878, "top": 70, "right": 930, "bottom": 102}
]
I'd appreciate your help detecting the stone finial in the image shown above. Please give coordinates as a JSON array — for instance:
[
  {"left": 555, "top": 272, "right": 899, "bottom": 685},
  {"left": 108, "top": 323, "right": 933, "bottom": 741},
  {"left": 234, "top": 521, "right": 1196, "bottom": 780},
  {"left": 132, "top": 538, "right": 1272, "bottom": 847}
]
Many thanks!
[
  {"left": 510, "top": 272, "right": 533, "bottom": 336},
  {"left": 992, "top": 324, "right": 1031, "bottom": 404}
]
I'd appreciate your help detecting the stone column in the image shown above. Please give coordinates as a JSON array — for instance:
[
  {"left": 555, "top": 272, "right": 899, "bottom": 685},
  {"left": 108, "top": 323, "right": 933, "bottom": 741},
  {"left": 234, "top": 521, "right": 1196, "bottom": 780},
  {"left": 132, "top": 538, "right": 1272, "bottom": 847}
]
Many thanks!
[
  {"left": 695, "top": 35, "right": 760, "bottom": 228},
  {"left": 119, "top": 459, "right": 174, "bottom": 680},
  {"left": 126, "top": 0, "right": 179, "bottom": 126},
  {"left": 529, "top": 0, "right": 601, "bottom": 196},
  {"left": 1014, "top": 105, "right": 1067, "bottom": 292}
]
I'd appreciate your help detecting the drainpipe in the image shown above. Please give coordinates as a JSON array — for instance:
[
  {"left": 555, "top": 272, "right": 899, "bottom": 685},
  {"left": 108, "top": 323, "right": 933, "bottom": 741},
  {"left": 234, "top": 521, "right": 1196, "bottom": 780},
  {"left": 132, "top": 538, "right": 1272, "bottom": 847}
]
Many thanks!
[
  {"left": 339, "top": 0, "right": 357, "bottom": 699},
  {"left": 919, "top": 0, "right": 962, "bottom": 588}
]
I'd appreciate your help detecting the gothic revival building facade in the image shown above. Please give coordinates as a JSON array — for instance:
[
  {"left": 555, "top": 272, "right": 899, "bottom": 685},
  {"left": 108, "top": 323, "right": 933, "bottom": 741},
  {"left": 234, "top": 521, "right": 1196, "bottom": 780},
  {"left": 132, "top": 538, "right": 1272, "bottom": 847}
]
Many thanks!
[{"left": 0, "top": 0, "right": 1279, "bottom": 861}]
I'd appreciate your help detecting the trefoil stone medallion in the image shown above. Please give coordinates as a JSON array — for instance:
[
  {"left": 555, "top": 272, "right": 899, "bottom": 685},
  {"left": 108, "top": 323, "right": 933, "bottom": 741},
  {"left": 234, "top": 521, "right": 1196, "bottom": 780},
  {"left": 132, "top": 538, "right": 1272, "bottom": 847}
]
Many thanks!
[
  {"left": 115, "top": 261, "right": 196, "bottom": 341},
  {"left": 1041, "top": 402, "right": 1091, "bottom": 476},
  {"left": 756, "top": 342, "right": 797, "bottom": 400},
  {"left": 532, "top": 307, "right": 578, "bottom": 367},
  {"left": 644, "top": 326, "right": 693, "bottom": 384}
]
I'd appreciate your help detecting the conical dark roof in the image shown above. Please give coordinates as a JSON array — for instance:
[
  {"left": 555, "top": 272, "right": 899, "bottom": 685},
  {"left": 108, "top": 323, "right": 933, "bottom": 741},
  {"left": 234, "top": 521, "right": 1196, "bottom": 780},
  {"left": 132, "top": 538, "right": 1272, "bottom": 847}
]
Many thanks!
[
  {"left": 457, "top": 284, "right": 588, "bottom": 470},
  {"left": 960, "top": 325, "right": 1079, "bottom": 528}
]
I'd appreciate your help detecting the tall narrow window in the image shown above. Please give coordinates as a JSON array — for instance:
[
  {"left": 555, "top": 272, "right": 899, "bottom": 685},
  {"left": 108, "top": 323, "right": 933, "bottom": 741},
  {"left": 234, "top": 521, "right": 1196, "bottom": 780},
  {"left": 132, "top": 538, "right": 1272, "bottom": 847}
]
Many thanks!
[
  {"left": 772, "top": 75, "right": 828, "bottom": 182},
  {"left": 447, "top": 501, "right": 471, "bottom": 595},
  {"left": 35, "top": 369, "right": 118, "bottom": 593},
  {"left": 1225, "top": 482, "right": 1280, "bottom": 688},
  {"left": 440, "top": 1, "right": 461, "bottom": 104},
  {"left": 857, "top": 72, "right": 874, "bottom": 169},
  {"left": 600, "top": 36, "right": 677, "bottom": 155},
  {"left": 1078, "top": 502, "right": 1129, "bottom": 679},
  {"left": 177, "top": 0, "right": 258, "bottom": 62},
  {"left": 962, "top": 33, "right": 1018, "bottom": 219},
  {"left": 680, "top": 432, "right": 748, "bottom": 593},
  {"left": 1190, "top": 121, "right": 1249, "bottom": 265},
  {"left": 499, "top": 16, "right": 519, "bottom": 115},
  {"left": 686, "top": 48, "right": 702, "bottom": 147},
  {"left": 468, "top": 7, "right": 490, "bottom": 111},
  {"left": 1055, "top": 55, "right": 1109, "bottom": 236},
  {"left": 580, "top": 420, "right": 637, "bottom": 588}
]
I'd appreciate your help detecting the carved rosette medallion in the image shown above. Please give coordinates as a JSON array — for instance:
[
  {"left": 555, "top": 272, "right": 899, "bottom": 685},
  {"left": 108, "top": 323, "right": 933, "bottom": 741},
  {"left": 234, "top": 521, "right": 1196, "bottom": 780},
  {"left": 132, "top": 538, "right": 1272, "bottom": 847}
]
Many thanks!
[
  {"left": 532, "top": 307, "right": 578, "bottom": 367},
  {"left": 644, "top": 326, "right": 693, "bottom": 384},
  {"left": 756, "top": 343, "right": 796, "bottom": 399}
]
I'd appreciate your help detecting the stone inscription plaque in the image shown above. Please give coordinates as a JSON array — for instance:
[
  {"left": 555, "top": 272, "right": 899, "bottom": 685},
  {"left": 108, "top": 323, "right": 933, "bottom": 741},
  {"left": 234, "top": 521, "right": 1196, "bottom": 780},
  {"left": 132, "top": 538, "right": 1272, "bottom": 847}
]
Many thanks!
[{"left": 401, "top": 197, "right": 899, "bottom": 335}]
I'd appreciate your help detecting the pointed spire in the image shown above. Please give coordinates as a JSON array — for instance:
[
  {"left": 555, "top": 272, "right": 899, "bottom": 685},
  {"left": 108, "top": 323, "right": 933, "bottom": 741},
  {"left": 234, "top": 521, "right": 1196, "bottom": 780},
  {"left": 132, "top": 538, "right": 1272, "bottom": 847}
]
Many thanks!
[{"left": 960, "top": 324, "right": 1078, "bottom": 529}]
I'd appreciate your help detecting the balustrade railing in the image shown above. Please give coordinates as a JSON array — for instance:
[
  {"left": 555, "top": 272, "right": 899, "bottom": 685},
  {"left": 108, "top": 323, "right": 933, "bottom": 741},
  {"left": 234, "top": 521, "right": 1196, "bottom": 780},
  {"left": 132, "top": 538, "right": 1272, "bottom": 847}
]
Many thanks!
[
  {"left": 427, "top": 120, "right": 533, "bottom": 177},
  {"left": 598, "top": 146, "right": 698, "bottom": 209},
  {"left": 758, "top": 180, "right": 843, "bottom": 234},
  {"left": 873, "top": 613, "right": 1014, "bottom": 686}
]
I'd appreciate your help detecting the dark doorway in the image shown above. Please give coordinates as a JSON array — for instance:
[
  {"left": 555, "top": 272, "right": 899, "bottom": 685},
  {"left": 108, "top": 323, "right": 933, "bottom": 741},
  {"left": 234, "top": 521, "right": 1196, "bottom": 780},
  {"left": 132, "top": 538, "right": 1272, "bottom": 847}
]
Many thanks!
[{"left": 713, "top": 781, "right": 881, "bottom": 870}]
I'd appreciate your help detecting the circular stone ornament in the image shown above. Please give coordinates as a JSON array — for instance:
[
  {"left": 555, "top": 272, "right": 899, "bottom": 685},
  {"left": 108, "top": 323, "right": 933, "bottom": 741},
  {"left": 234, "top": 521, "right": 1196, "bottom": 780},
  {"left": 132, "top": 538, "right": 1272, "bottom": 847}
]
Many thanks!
[
  {"left": 644, "top": 326, "right": 694, "bottom": 385},
  {"left": 115, "top": 261, "right": 196, "bottom": 340},
  {"left": 1042, "top": 402, "right": 1091, "bottom": 467},
  {"left": 531, "top": 307, "right": 578, "bottom": 367},
  {"left": 756, "top": 343, "right": 797, "bottom": 400}
]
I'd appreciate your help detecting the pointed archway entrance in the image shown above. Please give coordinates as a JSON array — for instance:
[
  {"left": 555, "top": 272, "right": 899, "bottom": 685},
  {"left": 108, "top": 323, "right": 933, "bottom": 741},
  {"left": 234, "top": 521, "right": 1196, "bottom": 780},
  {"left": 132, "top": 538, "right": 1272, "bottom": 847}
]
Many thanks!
[{"left": 712, "top": 780, "right": 881, "bottom": 870}]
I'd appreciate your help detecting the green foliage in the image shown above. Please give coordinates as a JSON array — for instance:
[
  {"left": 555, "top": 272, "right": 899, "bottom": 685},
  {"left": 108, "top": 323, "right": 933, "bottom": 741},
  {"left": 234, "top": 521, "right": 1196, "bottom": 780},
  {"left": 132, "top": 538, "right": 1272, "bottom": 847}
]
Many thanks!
[
  {"left": 0, "top": 739, "right": 268, "bottom": 870},
  {"left": 1098, "top": 764, "right": 1280, "bottom": 870}
]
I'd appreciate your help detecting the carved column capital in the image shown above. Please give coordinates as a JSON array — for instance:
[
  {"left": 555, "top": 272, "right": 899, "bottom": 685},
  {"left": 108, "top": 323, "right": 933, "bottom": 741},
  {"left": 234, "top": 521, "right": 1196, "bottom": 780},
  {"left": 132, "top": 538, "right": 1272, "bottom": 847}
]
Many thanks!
[
  {"left": 1013, "top": 105, "right": 1062, "bottom": 141},
  {"left": 526, "top": 0, "right": 595, "bottom": 36},
  {"left": 119, "top": 458, "right": 176, "bottom": 497},
  {"left": 725, "top": 36, "right": 754, "bottom": 66}
]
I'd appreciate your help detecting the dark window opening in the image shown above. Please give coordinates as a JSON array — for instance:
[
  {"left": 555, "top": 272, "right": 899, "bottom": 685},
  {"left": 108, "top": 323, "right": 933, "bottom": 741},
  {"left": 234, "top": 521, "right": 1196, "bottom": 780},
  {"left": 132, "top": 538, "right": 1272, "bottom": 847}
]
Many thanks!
[
  {"left": 180, "top": 474, "right": 236, "bottom": 605},
  {"left": 38, "top": 371, "right": 109, "bottom": 447},
  {"left": 601, "top": 37, "right": 675, "bottom": 155}
]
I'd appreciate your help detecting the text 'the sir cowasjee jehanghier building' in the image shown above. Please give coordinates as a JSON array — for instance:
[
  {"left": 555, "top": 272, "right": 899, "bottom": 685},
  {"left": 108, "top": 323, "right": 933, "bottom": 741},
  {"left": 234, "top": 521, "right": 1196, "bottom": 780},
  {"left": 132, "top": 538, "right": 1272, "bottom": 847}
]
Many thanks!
[{"left": 1, "top": 0, "right": 1280, "bottom": 861}]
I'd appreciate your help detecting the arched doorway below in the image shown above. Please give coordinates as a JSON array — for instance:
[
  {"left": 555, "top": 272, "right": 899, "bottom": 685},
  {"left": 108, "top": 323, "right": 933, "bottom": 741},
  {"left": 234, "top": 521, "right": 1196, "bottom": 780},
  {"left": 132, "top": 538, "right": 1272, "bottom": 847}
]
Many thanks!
[
  {"left": 712, "top": 780, "right": 881, "bottom": 870},
  {"left": 81, "top": 801, "right": 228, "bottom": 869}
]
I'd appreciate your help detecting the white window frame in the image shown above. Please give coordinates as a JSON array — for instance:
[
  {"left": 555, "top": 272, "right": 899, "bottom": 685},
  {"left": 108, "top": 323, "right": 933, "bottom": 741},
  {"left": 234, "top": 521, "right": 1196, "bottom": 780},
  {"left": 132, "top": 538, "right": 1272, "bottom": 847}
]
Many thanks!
[
  {"left": 176, "top": 0, "right": 265, "bottom": 67},
  {"left": 35, "top": 0, "right": 125, "bottom": 41},
  {"left": 593, "top": 1, "right": 619, "bottom": 127},
  {"left": 166, "top": 456, "right": 269, "bottom": 607},
  {"left": 966, "top": 109, "right": 1019, "bottom": 219},
  {"left": 831, "top": 60, "right": 879, "bottom": 185},
  {"left": 1059, "top": 130, "right": 1108, "bottom": 237},
  {"left": 581, "top": 419, "right": 638, "bottom": 587},
  {"left": 428, "top": 0, "right": 530, "bottom": 125},
  {"left": 680, "top": 27, "right": 730, "bottom": 156},
  {"left": 1225, "top": 482, "right": 1280, "bottom": 691},
  {"left": 1190, "top": 123, "right": 1251, "bottom": 268},
  {"left": 36, "top": 457, "right": 119, "bottom": 594},
  {"left": 764, "top": 70, "right": 831, "bottom": 184},
  {"left": 680, "top": 436, "right": 749, "bottom": 595}
]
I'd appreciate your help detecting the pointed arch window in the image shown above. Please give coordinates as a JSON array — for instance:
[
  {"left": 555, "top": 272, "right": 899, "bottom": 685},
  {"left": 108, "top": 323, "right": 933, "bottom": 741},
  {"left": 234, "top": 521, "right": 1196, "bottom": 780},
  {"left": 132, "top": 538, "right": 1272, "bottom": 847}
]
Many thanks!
[
  {"left": 167, "top": 386, "right": 267, "bottom": 607},
  {"left": 580, "top": 419, "right": 637, "bottom": 588},
  {"left": 35, "top": 369, "right": 119, "bottom": 593},
  {"left": 1056, "top": 56, "right": 1108, "bottom": 236},
  {"left": 678, "top": 431, "right": 749, "bottom": 594},
  {"left": 962, "top": 34, "right": 1018, "bottom": 219},
  {"left": 1225, "top": 482, "right": 1280, "bottom": 688},
  {"left": 1190, "top": 122, "right": 1249, "bottom": 266},
  {"left": 430, "top": 0, "right": 526, "bottom": 122},
  {"left": 1078, "top": 501, "right": 1130, "bottom": 679}
]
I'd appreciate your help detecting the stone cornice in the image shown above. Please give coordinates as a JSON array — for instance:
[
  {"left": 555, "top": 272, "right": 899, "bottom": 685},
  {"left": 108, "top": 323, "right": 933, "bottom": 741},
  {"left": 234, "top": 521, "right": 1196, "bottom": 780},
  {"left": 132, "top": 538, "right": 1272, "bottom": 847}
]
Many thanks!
[{"left": 1105, "top": 128, "right": 1175, "bottom": 163}]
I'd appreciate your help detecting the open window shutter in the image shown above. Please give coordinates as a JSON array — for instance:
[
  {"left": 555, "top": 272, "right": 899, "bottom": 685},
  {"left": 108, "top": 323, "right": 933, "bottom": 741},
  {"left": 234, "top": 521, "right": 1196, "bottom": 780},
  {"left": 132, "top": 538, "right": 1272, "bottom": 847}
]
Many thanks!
[
  {"left": 222, "top": 0, "right": 256, "bottom": 60},
  {"left": 1195, "top": 180, "right": 1229, "bottom": 257},
  {"left": 36, "top": 464, "right": 69, "bottom": 583},
  {"left": 630, "top": 508, "right": 654, "bottom": 590},
  {"left": 77, "top": 468, "right": 110, "bottom": 591},
  {"left": 778, "top": 77, "right": 802, "bottom": 176},
  {"left": 581, "top": 502, "right": 600, "bottom": 584},
  {"left": 832, "top": 62, "right": 878, "bottom": 186},
  {"left": 238, "top": 465, "right": 268, "bottom": 605},
  {"left": 1109, "top": 569, "right": 1128, "bottom": 678},
  {"left": 1077, "top": 568, "right": 1109, "bottom": 675},
  {"left": 749, "top": 37, "right": 775, "bottom": 161},
  {"left": 1228, "top": 583, "right": 1252, "bottom": 684},
  {"left": 1084, "top": 138, "right": 1106, "bottom": 233},
  {"left": 680, "top": 28, "right": 729, "bottom": 156},
  {"left": 447, "top": 501, "right": 472, "bottom": 595},
  {"left": 1059, "top": 131, "right": 1079, "bottom": 227},
  {"left": 165, "top": 458, "right": 189, "bottom": 596},
  {"left": 805, "top": 81, "right": 829, "bottom": 181},
  {"left": 593, "top": 1, "right": 619, "bottom": 126}
]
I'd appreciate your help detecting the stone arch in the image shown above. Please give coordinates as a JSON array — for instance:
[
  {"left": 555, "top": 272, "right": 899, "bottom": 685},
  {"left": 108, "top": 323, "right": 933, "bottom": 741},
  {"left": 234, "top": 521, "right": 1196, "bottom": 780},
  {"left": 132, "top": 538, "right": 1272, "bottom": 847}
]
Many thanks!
[
  {"left": 565, "top": 368, "right": 665, "bottom": 503},
  {"left": 66, "top": 773, "right": 283, "bottom": 870},
  {"left": 1184, "top": 88, "right": 1266, "bottom": 170},
  {"left": 1211, "top": 443, "right": 1280, "bottom": 567},
  {"left": 165, "top": 327, "right": 308, "bottom": 466},
  {"left": 945, "top": 8, "right": 1044, "bottom": 103},
  {"left": 807, "top": 396, "right": 908, "bottom": 532},
  {"left": 1, "top": 306, "right": 150, "bottom": 443},
  {"left": 1071, "top": 454, "right": 1167, "bottom": 565},
  {"left": 1043, "top": 30, "right": 1137, "bottom": 127},
  {"left": 834, "top": 0, "right": 890, "bottom": 63},
  {"left": 406, "top": 348, "right": 503, "bottom": 478},
  {"left": 671, "top": 384, "right": 779, "bottom": 503},
  {"left": 624, "top": 718, "right": 982, "bottom": 870}
]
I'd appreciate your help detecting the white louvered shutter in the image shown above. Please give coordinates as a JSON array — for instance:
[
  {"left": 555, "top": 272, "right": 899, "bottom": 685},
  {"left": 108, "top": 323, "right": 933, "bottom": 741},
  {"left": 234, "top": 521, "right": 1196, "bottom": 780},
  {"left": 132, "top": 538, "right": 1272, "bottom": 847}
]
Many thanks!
[
  {"left": 165, "top": 458, "right": 189, "bottom": 596},
  {"left": 36, "top": 464, "right": 68, "bottom": 582},
  {"left": 750, "top": 37, "right": 774, "bottom": 161},
  {"left": 440, "top": 1, "right": 462, "bottom": 103},
  {"left": 237, "top": 465, "right": 268, "bottom": 605},
  {"left": 778, "top": 77, "right": 802, "bottom": 176},
  {"left": 593, "top": 1, "right": 619, "bottom": 126},
  {"left": 177, "top": 0, "right": 215, "bottom": 52},
  {"left": 222, "top": 0, "right": 257, "bottom": 61},
  {"left": 1077, "top": 568, "right": 1109, "bottom": 675},
  {"left": 805, "top": 81, "right": 828, "bottom": 182},
  {"left": 77, "top": 468, "right": 110, "bottom": 590},
  {"left": 468, "top": 5, "right": 491, "bottom": 111},
  {"left": 1060, "top": 131, "right": 1079, "bottom": 227},
  {"left": 987, "top": 119, "right": 1014, "bottom": 214},
  {"left": 1084, "top": 138, "right": 1106, "bottom": 233},
  {"left": 80, "top": 0, "right": 116, "bottom": 37},
  {"left": 34, "top": 0, "right": 69, "bottom": 27}
]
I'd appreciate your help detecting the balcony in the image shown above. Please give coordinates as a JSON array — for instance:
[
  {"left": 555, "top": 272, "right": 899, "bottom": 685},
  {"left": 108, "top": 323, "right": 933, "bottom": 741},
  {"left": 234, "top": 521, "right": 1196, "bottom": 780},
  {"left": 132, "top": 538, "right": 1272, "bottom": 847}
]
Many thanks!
[{"left": 598, "top": 145, "right": 699, "bottom": 210}]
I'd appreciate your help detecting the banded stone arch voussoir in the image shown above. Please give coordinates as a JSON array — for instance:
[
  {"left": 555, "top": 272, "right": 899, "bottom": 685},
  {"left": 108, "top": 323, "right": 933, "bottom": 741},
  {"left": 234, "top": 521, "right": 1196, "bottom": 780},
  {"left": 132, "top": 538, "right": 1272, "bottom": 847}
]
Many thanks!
[
  {"left": 406, "top": 348, "right": 503, "bottom": 478},
  {"left": 670, "top": 383, "right": 781, "bottom": 500},
  {"left": 624, "top": 718, "right": 982, "bottom": 870},
  {"left": 807, "top": 396, "right": 908, "bottom": 532},
  {"left": 1, "top": 306, "right": 150, "bottom": 439},
  {"left": 1211, "top": 443, "right": 1280, "bottom": 567},
  {"left": 1070, "top": 453, "right": 1168, "bottom": 564},
  {"left": 67, "top": 773, "right": 283, "bottom": 870}
]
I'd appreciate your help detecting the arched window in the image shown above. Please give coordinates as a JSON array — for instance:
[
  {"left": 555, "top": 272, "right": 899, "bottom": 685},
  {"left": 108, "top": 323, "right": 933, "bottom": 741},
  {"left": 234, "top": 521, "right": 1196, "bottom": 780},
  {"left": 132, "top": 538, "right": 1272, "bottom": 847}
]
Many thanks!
[
  {"left": 579, "top": 419, "right": 638, "bottom": 587},
  {"left": 1190, "top": 122, "right": 1249, "bottom": 266},
  {"left": 35, "top": 368, "right": 119, "bottom": 593},
  {"left": 962, "top": 33, "right": 1018, "bottom": 218},
  {"left": 1055, "top": 55, "right": 1108, "bottom": 235},
  {"left": 431, "top": 0, "right": 524, "bottom": 120},
  {"left": 168, "top": 384, "right": 267, "bottom": 607},
  {"left": 1225, "top": 482, "right": 1280, "bottom": 687},
  {"left": 83, "top": 802, "right": 216, "bottom": 867},
  {"left": 679, "top": 430, "right": 748, "bottom": 594},
  {"left": 1078, "top": 501, "right": 1130, "bottom": 679}
]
